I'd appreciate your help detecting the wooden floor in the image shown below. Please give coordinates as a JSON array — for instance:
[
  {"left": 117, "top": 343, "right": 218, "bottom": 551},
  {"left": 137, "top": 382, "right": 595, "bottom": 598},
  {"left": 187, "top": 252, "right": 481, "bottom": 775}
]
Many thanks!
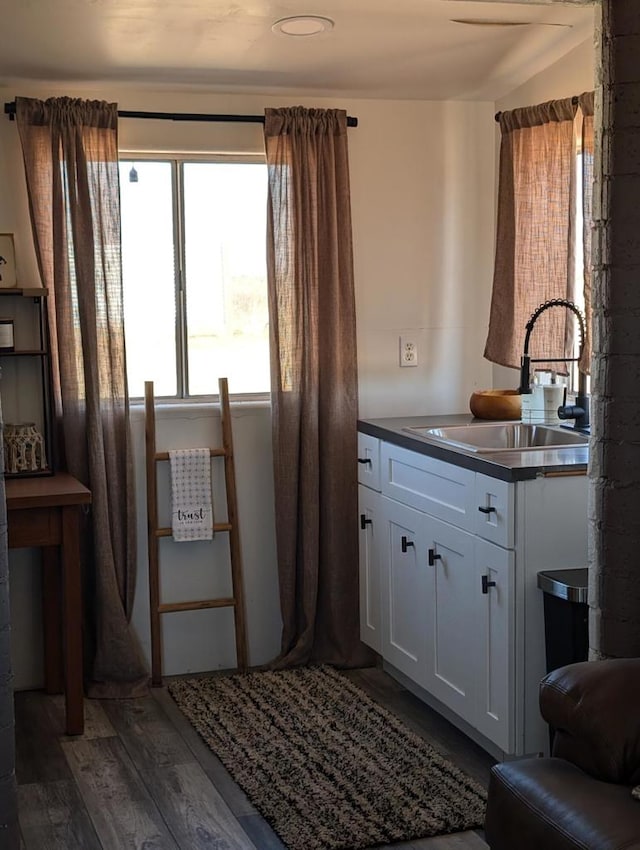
[{"left": 14, "top": 666, "right": 494, "bottom": 850}]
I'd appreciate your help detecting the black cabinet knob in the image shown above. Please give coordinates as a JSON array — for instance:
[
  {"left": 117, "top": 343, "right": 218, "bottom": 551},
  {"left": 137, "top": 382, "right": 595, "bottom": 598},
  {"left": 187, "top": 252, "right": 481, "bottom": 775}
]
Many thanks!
[
  {"left": 482, "top": 575, "right": 497, "bottom": 594},
  {"left": 401, "top": 535, "right": 414, "bottom": 553},
  {"left": 358, "top": 457, "right": 372, "bottom": 466},
  {"left": 478, "top": 505, "right": 497, "bottom": 515},
  {"left": 428, "top": 548, "right": 442, "bottom": 566},
  {"left": 360, "top": 514, "right": 373, "bottom": 530}
]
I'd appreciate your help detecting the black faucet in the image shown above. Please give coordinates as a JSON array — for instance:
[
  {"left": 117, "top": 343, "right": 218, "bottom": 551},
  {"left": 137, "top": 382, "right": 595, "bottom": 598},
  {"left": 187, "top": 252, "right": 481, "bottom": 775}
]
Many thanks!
[{"left": 517, "top": 298, "right": 590, "bottom": 432}]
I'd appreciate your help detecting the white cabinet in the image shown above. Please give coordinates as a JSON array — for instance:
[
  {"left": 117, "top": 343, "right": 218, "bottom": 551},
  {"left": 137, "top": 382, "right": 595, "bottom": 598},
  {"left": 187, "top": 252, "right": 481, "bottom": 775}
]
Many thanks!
[
  {"left": 379, "top": 496, "right": 431, "bottom": 683},
  {"left": 381, "top": 442, "right": 476, "bottom": 529},
  {"left": 423, "top": 513, "right": 477, "bottom": 721},
  {"left": 359, "top": 432, "right": 588, "bottom": 759},
  {"left": 358, "top": 432, "right": 381, "bottom": 491},
  {"left": 378, "top": 441, "right": 514, "bottom": 750},
  {"left": 473, "top": 537, "right": 515, "bottom": 753},
  {"left": 358, "top": 484, "right": 382, "bottom": 653},
  {"left": 376, "top": 480, "right": 512, "bottom": 750},
  {"left": 358, "top": 434, "right": 383, "bottom": 653},
  {"left": 474, "top": 472, "right": 514, "bottom": 549}
]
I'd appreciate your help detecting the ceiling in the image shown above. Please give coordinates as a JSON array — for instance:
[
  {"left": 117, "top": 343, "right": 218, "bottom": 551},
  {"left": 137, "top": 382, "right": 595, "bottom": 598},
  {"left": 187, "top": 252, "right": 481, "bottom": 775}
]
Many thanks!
[{"left": 0, "top": 0, "right": 595, "bottom": 101}]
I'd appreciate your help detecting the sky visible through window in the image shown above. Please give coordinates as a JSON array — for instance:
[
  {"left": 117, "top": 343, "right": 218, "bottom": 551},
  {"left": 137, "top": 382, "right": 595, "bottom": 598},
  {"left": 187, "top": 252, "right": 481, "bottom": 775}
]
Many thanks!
[{"left": 119, "top": 159, "right": 270, "bottom": 398}]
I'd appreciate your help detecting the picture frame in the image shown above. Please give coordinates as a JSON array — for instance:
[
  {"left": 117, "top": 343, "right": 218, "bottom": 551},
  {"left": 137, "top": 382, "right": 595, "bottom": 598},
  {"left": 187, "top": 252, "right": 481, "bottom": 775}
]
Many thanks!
[{"left": 0, "top": 233, "right": 17, "bottom": 289}]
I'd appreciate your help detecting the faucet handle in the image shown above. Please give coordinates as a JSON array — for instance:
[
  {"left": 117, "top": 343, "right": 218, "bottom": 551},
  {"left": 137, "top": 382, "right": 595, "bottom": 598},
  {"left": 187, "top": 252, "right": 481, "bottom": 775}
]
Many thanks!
[
  {"left": 557, "top": 386, "right": 589, "bottom": 431},
  {"left": 518, "top": 354, "right": 532, "bottom": 394},
  {"left": 556, "top": 386, "right": 568, "bottom": 420}
]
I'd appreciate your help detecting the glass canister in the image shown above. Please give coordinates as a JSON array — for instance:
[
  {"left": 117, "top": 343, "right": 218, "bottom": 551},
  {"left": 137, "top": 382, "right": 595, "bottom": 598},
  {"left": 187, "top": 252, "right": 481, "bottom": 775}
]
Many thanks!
[{"left": 0, "top": 318, "right": 14, "bottom": 352}]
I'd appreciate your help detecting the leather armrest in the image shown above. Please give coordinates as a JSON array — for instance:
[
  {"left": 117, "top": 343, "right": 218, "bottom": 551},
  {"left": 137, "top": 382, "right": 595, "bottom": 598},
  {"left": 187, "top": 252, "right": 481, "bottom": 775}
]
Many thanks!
[{"left": 540, "top": 659, "right": 640, "bottom": 784}]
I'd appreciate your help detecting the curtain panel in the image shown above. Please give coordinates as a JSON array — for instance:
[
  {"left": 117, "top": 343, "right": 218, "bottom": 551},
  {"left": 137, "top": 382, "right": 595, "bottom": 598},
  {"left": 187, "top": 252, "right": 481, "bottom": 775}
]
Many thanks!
[
  {"left": 485, "top": 94, "right": 594, "bottom": 374},
  {"left": 15, "top": 97, "right": 148, "bottom": 697},
  {"left": 264, "top": 106, "right": 373, "bottom": 668}
]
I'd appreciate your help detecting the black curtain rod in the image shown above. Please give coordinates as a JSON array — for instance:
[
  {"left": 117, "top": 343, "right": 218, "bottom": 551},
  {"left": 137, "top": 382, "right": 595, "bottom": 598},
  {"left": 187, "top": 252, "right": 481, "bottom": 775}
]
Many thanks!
[
  {"left": 494, "top": 95, "right": 579, "bottom": 123},
  {"left": 4, "top": 101, "right": 358, "bottom": 127}
]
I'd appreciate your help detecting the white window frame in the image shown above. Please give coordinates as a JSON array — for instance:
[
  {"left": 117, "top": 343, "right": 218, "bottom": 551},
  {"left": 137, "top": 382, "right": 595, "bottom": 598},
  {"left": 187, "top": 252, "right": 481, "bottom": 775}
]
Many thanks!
[{"left": 119, "top": 151, "right": 270, "bottom": 403}]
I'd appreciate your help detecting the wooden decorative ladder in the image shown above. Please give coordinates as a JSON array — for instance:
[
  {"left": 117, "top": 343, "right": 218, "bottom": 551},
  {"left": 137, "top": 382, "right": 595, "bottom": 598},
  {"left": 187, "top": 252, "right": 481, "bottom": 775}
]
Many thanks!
[{"left": 144, "top": 377, "right": 248, "bottom": 686}]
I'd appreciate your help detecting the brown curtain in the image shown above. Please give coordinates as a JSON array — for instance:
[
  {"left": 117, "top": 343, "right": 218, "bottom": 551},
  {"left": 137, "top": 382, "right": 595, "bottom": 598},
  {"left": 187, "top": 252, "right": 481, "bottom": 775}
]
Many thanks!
[
  {"left": 485, "top": 97, "right": 579, "bottom": 371},
  {"left": 16, "top": 97, "right": 148, "bottom": 698},
  {"left": 264, "top": 106, "right": 373, "bottom": 669}
]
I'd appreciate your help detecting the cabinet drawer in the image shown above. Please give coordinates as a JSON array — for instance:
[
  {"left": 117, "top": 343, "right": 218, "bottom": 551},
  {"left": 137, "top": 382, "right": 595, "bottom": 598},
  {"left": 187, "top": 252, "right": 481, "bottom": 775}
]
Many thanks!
[
  {"left": 8, "top": 507, "right": 61, "bottom": 548},
  {"left": 358, "top": 433, "right": 381, "bottom": 491},
  {"left": 381, "top": 442, "right": 475, "bottom": 531},
  {"left": 474, "top": 473, "right": 514, "bottom": 549}
]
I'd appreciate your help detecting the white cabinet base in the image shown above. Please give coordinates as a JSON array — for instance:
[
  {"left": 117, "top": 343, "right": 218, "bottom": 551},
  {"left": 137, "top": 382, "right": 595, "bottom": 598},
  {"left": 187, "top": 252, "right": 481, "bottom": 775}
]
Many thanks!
[
  {"left": 359, "top": 432, "right": 588, "bottom": 761},
  {"left": 382, "top": 660, "right": 510, "bottom": 763}
]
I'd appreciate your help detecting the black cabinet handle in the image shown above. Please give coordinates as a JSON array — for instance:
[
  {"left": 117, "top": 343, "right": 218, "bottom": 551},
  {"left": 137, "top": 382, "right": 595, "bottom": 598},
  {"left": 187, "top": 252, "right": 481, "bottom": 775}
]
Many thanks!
[
  {"left": 428, "top": 548, "right": 442, "bottom": 566},
  {"left": 478, "top": 505, "right": 497, "bottom": 515},
  {"left": 401, "top": 536, "right": 414, "bottom": 553},
  {"left": 482, "top": 575, "right": 497, "bottom": 594},
  {"left": 358, "top": 457, "right": 372, "bottom": 466},
  {"left": 360, "top": 514, "right": 373, "bottom": 530}
]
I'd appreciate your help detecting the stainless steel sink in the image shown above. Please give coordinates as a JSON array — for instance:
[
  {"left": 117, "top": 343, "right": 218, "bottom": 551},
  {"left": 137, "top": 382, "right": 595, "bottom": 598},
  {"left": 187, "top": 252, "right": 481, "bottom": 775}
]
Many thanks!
[{"left": 403, "top": 422, "right": 589, "bottom": 453}]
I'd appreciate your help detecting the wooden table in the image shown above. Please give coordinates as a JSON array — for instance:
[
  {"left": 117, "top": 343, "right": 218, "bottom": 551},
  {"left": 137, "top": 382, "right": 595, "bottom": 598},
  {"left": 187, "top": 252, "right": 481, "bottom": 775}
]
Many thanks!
[{"left": 6, "top": 472, "right": 92, "bottom": 735}]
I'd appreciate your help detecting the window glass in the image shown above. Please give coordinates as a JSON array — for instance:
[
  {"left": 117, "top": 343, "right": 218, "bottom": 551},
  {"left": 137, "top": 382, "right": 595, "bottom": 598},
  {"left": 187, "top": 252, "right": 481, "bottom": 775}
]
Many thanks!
[
  {"left": 119, "top": 158, "right": 270, "bottom": 399},
  {"left": 183, "top": 162, "right": 270, "bottom": 396},
  {"left": 119, "top": 161, "right": 177, "bottom": 397}
]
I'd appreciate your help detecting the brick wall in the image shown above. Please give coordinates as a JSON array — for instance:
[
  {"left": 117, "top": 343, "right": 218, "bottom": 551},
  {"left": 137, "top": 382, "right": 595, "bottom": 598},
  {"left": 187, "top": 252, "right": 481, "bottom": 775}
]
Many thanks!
[{"left": 590, "top": 0, "right": 640, "bottom": 658}]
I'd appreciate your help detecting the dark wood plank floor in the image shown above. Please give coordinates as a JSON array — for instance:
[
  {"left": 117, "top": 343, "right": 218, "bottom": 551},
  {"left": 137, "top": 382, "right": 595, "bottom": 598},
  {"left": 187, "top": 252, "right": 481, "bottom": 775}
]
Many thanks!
[{"left": 14, "top": 665, "right": 494, "bottom": 850}]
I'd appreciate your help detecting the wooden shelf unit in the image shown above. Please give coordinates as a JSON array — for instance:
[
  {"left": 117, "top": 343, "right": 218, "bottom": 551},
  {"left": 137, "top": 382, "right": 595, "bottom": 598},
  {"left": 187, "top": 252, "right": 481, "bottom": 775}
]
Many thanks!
[{"left": 0, "top": 286, "right": 55, "bottom": 477}]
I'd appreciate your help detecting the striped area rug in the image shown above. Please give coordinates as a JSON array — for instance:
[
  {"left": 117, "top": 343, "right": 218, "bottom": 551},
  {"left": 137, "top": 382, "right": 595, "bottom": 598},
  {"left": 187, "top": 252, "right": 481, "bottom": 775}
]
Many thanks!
[{"left": 168, "top": 665, "right": 487, "bottom": 850}]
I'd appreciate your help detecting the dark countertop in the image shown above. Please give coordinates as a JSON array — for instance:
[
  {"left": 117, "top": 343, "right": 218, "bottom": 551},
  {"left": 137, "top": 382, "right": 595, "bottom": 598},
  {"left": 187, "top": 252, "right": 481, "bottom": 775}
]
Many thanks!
[{"left": 358, "top": 414, "right": 589, "bottom": 483}]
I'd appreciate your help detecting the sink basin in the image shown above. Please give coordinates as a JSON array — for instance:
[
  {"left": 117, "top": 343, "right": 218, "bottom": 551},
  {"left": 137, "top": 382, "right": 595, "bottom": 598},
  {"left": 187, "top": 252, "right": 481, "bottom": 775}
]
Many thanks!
[{"left": 403, "top": 423, "right": 589, "bottom": 453}]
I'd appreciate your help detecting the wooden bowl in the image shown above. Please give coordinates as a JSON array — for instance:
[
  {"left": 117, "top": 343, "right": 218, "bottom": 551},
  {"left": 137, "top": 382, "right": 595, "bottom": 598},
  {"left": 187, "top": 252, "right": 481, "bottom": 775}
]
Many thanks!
[{"left": 469, "top": 389, "right": 521, "bottom": 421}]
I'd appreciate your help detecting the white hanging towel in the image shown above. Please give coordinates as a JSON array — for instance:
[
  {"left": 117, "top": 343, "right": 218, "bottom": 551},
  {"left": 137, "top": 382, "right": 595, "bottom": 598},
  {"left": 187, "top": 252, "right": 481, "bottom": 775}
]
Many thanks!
[{"left": 168, "top": 448, "right": 214, "bottom": 541}]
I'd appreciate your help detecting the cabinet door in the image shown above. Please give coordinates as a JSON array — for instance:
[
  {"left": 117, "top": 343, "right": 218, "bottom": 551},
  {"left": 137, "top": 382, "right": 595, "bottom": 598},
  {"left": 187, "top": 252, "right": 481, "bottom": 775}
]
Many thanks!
[
  {"left": 473, "top": 537, "right": 515, "bottom": 753},
  {"left": 379, "top": 496, "right": 429, "bottom": 685},
  {"left": 358, "top": 485, "right": 382, "bottom": 653},
  {"left": 423, "top": 515, "right": 476, "bottom": 722}
]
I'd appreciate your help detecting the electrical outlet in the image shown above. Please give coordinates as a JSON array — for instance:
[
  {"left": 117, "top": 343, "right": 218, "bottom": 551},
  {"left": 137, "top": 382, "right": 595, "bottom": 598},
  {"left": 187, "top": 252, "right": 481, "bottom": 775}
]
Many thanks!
[{"left": 399, "top": 336, "right": 418, "bottom": 367}]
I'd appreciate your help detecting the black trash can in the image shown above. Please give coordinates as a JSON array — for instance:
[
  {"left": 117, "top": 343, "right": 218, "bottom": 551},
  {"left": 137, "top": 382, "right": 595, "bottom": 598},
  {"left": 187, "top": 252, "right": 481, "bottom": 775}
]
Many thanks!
[{"left": 537, "top": 568, "right": 589, "bottom": 675}]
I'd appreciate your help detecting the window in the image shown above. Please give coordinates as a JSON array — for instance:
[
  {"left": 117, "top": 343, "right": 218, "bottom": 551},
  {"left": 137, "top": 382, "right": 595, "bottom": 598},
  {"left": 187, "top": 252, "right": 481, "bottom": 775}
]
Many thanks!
[
  {"left": 119, "top": 158, "right": 270, "bottom": 399},
  {"left": 486, "top": 95, "right": 594, "bottom": 400}
]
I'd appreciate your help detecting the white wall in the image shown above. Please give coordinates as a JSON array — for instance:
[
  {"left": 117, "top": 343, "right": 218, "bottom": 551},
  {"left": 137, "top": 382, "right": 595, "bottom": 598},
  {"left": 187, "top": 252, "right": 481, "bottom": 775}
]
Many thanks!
[
  {"left": 496, "top": 38, "right": 595, "bottom": 117},
  {"left": 0, "top": 82, "right": 501, "bottom": 685},
  {"left": 129, "top": 401, "right": 280, "bottom": 676},
  {"left": 353, "top": 99, "right": 496, "bottom": 417},
  {"left": 491, "top": 38, "right": 596, "bottom": 390}
]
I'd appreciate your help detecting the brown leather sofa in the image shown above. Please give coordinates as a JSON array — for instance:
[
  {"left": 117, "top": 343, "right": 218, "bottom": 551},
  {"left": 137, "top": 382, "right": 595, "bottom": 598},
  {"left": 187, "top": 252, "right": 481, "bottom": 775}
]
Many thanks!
[{"left": 484, "top": 659, "right": 640, "bottom": 850}]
